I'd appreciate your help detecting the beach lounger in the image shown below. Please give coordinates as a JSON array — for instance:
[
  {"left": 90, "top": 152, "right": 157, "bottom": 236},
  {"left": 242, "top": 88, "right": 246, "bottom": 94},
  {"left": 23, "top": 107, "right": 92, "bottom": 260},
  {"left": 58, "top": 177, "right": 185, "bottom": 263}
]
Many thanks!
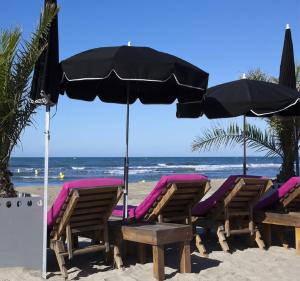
[
  {"left": 112, "top": 174, "right": 210, "bottom": 257},
  {"left": 192, "top": 175, "right": 273, "bottom": 254},
  {"left": 254, "top": 177, "right": 300, "bottom": 253},
  {"left": 48, "top": 178, "right": 123, "bottom": 279}
]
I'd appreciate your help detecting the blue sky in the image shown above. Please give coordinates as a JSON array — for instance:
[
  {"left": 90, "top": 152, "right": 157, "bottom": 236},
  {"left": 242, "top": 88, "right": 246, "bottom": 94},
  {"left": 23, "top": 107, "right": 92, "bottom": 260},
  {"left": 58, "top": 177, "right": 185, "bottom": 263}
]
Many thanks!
[{"left": 2, "top": 0, "right": 299, "bottom": 157}]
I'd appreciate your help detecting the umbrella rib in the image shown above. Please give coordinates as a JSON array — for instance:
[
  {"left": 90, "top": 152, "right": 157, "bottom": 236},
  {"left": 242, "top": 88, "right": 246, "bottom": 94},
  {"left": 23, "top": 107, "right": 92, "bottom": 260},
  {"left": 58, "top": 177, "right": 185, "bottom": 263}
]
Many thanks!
[{"left": 62, "top": 69, "right": 205, "bottom": 90}]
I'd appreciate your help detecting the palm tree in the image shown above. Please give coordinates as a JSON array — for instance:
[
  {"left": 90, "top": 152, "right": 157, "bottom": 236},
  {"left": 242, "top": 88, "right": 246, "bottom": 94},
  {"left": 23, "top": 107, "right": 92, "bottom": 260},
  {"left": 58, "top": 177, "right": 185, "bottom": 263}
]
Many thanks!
[
  {"left": 0, "top": 4, "right": 58, "bottom": 197},
  {"left": 192, "top": 68, "right": 300, "bottom": 182}
]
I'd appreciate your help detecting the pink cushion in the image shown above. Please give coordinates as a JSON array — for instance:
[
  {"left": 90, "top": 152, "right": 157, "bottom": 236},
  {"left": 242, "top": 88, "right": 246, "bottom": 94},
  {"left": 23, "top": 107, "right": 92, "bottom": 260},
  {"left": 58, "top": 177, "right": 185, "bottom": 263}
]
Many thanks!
[
  {"left": 112, "top": 174, "right": 208, "bottom": 220},
  {"left": 255, "top": 177, "right": 300, "bottom": 210},
  {"left": 47, "top": 178, "right": 123, "bottom": 228},
  {"left": 192, "top": 175, "right": 265, "bottom": 216}
]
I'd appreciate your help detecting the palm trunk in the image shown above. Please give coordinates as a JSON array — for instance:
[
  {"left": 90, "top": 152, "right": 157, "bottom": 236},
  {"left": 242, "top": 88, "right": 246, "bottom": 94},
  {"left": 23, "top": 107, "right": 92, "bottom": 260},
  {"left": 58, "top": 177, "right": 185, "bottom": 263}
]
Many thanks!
[{"left": 0, "top": 161, "right": 17, "bottom": 198}]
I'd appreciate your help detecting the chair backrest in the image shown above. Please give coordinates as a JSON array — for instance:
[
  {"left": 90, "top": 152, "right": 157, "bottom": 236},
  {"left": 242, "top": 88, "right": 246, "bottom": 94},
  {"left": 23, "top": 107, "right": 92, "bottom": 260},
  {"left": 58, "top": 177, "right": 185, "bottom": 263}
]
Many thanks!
[
  {"left": 255, "top": 177, "right": 300, "bottom": 211},
  {"left": 51, "top": 185, "right": 122, "bottom": 240},
  {"left": 144, "top": 179, "right": 209, "bottom": 223},
  {"left": 280, "top": 183, "right": 300, "bottom": 212},
  {"left": 222, "top": 178, "right": 273, "bottom": 216}
]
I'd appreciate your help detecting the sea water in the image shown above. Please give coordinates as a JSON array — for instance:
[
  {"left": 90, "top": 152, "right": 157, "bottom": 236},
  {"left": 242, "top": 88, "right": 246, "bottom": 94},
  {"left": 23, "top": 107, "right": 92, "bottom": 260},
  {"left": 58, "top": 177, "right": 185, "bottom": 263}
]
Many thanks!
[{"left": 9, "top": 157, "right": 282, "bottom": 187}]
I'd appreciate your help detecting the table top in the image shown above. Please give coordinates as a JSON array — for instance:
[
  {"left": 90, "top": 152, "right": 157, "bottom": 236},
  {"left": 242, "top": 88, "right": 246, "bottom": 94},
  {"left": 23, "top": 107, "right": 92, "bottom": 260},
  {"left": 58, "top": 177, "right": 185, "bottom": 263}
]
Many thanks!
[{"left": 109, "top": 221, "right": 193, "bottom": 245}]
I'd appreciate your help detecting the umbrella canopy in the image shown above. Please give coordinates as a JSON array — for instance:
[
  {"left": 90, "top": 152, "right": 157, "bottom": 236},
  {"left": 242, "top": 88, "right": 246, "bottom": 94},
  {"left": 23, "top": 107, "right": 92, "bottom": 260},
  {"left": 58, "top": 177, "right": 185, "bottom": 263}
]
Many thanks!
[
  {"left": 176, "top": 79, "right": 300, "bottom": 118},
  {"left": 279, "top": 24, "right": 299, "bottom": 176},
  {"left": 176, "top": 78, "right": 300, "bottom": 176},
  {"left": 58, "top": 46, "right": 208, "bottom": 104},
  {"left": 30, "top": 0, "right": 60, "bottom": 105},
  {"left": 57, "top": 45, "right": 209, "bottom": 219}
]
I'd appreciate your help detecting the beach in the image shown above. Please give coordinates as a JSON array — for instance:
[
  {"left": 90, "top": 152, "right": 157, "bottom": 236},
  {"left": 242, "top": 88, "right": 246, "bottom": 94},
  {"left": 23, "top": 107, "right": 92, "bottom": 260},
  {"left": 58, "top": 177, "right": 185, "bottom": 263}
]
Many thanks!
[{"left": 0, "top": 179, "right": 299, "bottom": 281}]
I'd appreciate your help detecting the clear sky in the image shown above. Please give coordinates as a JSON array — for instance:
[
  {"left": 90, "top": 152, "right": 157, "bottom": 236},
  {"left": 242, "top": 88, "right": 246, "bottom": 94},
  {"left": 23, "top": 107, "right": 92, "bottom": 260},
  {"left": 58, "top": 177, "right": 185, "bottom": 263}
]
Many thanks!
[{"left": 2, "top": 0, "right": 299, "bottom": 157}]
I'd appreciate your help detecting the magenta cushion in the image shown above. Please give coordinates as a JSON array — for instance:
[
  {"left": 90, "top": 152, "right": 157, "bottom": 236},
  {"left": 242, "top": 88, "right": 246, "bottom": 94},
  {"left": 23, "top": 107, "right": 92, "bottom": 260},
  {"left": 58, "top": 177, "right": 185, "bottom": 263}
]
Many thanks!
[
  {"left": 47, "top": 178, "right": 123, "bottom": 228},
  {"left": 112, "top": 174, "right": 208, "bottom": 220},
  {"left": 192, "top": 175, "right": 265, "bottom": 216},
  {"left": 255, "top": 177, "right": 300, "bottom": 210}
]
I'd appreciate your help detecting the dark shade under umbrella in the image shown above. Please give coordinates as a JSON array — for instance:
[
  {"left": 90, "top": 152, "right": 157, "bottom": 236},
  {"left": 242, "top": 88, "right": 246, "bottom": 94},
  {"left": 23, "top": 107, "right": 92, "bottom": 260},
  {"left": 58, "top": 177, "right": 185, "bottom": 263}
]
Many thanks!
[
  {"left": 279, "top": 24, "right": 299, "bottom": 176},
  {"left": 57, "top": 45, "right": 209, "bottom": 218}
]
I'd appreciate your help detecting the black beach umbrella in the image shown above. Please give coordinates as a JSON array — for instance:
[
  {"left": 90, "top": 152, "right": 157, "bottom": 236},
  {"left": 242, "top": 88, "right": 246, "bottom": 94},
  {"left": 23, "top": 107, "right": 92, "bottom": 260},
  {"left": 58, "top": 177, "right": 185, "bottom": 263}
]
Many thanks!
[
  {"left": 58, "top": 45, "right": 209, "bottom": 218},
  {"left": 30, "top": 0, "right": 59, "bottom": 277},
  {"left": 278, "top": 24, "right": 299, "bottom": 176},
  {"left": 177, "top": 78, "right": 300, "bottom": 175}
]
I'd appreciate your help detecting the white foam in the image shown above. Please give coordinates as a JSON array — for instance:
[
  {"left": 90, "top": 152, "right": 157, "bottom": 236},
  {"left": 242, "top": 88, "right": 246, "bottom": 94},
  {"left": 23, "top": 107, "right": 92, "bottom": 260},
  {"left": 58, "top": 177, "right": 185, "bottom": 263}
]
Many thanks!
[{"left": 71, "top": 166, "right": 85, "bottom": 170}]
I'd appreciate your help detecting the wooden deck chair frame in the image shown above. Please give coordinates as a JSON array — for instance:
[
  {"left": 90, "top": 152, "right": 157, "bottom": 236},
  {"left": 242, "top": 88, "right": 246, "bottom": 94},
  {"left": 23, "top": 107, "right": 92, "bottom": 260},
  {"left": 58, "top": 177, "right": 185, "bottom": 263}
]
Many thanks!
[
  {"left": 195, "top": 177, "right": 273, "bottom": 254},
  {"left": 142, "top": 180, "right": 210, "bottom": 256},
  {"left": 50, "top": 184, "right": 123, "bottom": 280},
  {"left": 255, "top": 182, "right": 300, "bottom": 253}
]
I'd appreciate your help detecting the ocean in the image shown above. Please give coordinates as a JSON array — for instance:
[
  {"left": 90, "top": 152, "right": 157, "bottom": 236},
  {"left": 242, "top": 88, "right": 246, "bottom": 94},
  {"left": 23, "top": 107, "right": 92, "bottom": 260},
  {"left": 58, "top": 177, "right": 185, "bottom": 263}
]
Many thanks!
[{"left": 9, "top": 157, "right": 282, "bottom": 187}]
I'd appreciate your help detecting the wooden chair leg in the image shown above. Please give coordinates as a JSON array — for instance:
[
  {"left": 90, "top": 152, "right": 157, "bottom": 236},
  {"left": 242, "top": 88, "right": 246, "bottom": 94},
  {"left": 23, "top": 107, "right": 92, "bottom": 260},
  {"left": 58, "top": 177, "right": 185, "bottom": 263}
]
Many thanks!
[
  {"left": 195, "top": 234, "right": 208, "bottom": 257},
  {"left": 53, "top": 240, "right": 68, "bottom": 279},
  {"left": 113, "top": 240, "right": 124, "bottom": 269},
  {"left": 262, "top": 224, "right": 272, "bottom": 248},
  {"left": 66, "top": 224, "right": 73, "bottom": 260},
  {"left": 295, "top": 227, "right": 300, "bottom": 255},
  {"left": 254, "top": 227, "right": 266, "bottom": 250},
  {"left": 217, "top": 226, "right": 230, "bottom": 253},
  {"left": 103, "top": 223, "right": 110, "bottom": 264}
]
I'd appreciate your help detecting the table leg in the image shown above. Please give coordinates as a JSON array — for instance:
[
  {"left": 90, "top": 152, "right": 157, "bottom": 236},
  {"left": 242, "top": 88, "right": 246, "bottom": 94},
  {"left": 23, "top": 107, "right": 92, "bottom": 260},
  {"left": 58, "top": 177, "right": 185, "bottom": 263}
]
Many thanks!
[
  {"left": 138, "top": 243, "right": 147, "bottom": 264},
  {"left": 152, "top": 245, "right": 164, "bottom": 281},
  {"left": 179, "top": 241, "right": 191, "bottom": 273},
  {"left": 295, "top": 227, "right": 300, "bottom": 255}
]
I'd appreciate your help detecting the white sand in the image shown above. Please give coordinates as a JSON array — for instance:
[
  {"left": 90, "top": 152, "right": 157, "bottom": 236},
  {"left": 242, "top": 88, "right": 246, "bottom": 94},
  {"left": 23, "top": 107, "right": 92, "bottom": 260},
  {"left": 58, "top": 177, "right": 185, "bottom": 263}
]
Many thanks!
[{"left": 0, "top": 179, "right": 299, "bottom": 280}]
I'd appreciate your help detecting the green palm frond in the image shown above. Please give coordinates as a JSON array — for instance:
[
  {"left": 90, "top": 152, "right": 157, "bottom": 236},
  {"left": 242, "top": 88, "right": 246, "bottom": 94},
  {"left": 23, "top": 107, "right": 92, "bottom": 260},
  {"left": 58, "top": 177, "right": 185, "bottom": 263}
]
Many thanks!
[
  {"left": 192, "top": 122, "right": 283, "bottom": 158},
  {"left": 0, "top": 4, "right": 59, "bottom": 195}
]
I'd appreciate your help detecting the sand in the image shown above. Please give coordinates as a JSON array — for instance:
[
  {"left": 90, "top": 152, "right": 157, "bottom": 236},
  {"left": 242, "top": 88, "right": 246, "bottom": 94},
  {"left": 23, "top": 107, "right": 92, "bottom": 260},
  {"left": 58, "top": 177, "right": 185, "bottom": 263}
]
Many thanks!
[{"left": 1, "top": 179, "right": 299, "bottom": 280}]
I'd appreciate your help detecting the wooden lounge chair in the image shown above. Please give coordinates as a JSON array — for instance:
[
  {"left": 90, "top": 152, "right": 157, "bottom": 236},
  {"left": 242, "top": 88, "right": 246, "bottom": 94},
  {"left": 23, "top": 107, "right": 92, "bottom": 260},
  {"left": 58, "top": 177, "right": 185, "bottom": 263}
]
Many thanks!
[
  {"left": 48, "top": 178, "right": 123, "bottom": 279},
  {"left": 254, "top": 177, "right": 300, "bottom": 253},
  {"left": 112, "top": 174, "right": 210, "bottom": 262},
  {"left": 192, "top": 175, "right": 273, "bottom": 254}
]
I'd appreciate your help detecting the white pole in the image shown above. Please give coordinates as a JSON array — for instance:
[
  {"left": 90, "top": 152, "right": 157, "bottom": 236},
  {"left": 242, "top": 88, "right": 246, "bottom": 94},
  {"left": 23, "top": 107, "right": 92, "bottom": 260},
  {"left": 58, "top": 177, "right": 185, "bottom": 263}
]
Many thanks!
[{"left": 42, "top": 105, "right": 50, "bottom": 279}]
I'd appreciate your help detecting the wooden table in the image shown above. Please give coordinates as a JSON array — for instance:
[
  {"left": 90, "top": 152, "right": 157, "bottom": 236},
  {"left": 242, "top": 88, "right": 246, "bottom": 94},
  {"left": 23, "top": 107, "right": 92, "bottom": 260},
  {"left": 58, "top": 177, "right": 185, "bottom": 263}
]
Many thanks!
[
  {"left": 255, "top": 211, "right": 300, "bottom": 254},
  {"left": 109, "top": 221, "right": 193, "bottom": 281}
]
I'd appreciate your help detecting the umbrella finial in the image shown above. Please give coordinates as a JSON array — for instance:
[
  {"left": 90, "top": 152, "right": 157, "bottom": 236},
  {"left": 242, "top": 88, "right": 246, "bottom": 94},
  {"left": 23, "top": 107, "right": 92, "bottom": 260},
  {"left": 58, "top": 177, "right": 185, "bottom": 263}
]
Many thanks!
[
  {"left": 242, "top": 73, "right": 246, "bottom": 79},
  {"left": 286, "top": 23, "right": 290, "bottom": 29},
  {"left": 128, "top": 41, "right": 131, "bottom": 46}
]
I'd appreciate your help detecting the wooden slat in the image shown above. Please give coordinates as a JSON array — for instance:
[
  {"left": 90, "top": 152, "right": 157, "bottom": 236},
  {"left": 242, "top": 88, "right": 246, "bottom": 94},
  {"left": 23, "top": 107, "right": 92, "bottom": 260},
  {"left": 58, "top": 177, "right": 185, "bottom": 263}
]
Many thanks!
[
  {"left": 78, "top": 193, "right": 114, "bottom": 202},
  {"left": 75, "top": 199, "right": 112, "bottom": 209},
  {"left": 70, "top": 213, "right": 105, "bottom": 222},
  {"left": 75, "top": 186, "right": 121, "bottom": 194},
  {"left": 55, "top": 190, "right": 80, "bottom": 239},
  {"left": 71, "top": 225, "right": 104, "bottom": 234},
  {"left": 70, "top": 220, "right": 102, "bottom": 228},
  {"left": 73, "top": 206, "right": 107, "bottom": 215},
  {"left": 60, "top": 244, "right": 107, "bottom": 257}
]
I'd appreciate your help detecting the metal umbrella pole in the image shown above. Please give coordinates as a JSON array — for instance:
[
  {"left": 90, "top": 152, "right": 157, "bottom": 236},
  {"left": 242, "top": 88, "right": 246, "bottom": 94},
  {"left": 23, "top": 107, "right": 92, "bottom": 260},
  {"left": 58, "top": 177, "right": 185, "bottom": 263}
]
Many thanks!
[
  {"left": 243, "top": 115, "right": 247, "bottom": 175},
  {"left": 42, "top": 104, "right": 50, "bottom": 278},
  {"left": 295, "top": 120, "right": 299, "bottom": 176},
  {"left": 123, "top": 82, "right": 130, "bottom": 219}
]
